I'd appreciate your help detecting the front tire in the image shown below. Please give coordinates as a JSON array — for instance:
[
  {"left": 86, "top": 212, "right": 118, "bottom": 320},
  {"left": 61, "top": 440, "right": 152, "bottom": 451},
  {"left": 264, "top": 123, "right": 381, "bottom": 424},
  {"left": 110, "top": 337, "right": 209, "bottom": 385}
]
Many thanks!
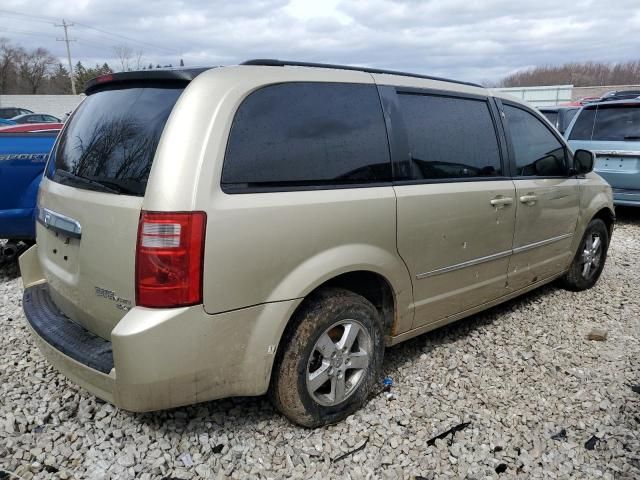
[
  {"left": 560, "top": 218, "right": 609, "bottom": 291},
  {"left": 269, "top": 288, "right": 384, "bottom": 428}
]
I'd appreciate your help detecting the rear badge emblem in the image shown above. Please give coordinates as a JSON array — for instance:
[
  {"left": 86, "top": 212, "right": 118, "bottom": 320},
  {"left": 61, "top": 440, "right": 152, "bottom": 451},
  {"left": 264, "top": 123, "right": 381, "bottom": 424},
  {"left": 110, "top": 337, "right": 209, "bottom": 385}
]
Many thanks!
[{"left": 95, "top": 286, "right": 132, "bottom": 311}]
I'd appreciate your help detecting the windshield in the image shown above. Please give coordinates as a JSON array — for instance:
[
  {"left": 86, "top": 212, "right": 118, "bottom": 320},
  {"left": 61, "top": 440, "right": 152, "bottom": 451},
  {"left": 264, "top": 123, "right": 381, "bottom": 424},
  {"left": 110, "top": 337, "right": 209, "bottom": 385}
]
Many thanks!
[
  {"left": 47, "top": 85, "right": 184, "bottom": 196},
  {"left": 569, "top": 104, "right": 640, "bottom": 142}
]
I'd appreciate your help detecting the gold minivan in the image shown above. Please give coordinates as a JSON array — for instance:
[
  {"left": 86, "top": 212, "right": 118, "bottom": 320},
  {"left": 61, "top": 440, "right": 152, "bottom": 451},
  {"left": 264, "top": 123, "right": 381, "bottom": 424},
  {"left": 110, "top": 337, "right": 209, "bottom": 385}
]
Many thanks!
[{"left": 20, "top": 60, "right": 614, "bottom": 427}]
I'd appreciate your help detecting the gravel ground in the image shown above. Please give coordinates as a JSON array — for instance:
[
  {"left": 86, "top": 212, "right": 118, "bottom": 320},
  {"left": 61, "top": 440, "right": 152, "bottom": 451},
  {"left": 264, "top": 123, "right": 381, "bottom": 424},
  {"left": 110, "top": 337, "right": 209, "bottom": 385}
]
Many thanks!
[{"left": 1, "top": 210, "right": 639, "bottom": 480}]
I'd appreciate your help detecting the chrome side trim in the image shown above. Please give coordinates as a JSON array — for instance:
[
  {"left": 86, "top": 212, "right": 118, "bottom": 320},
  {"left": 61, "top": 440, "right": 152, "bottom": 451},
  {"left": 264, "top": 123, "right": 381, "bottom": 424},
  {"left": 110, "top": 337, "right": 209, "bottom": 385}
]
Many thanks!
[
  {"left": 37, "top": 207, "right": 82, "bottom": 239},
  {"left": 416, "top": 249, "right": 512, "bottom": 280},
  {"left": 511, "top": 233, "right": 573, "bottom": 254},
  {"left": 415, "top": 232, "right": 573, "bottom": 280}
]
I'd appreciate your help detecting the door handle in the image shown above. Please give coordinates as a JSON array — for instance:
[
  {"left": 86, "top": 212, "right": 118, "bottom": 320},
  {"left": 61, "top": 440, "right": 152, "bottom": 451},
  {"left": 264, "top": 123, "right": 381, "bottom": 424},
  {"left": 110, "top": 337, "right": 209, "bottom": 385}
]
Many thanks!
[
  {"left": 490, "top": 196, "right": 513, "bottom": 208},
  {"left": 519, "top": 194, "right": 538, "bottom": 205}
]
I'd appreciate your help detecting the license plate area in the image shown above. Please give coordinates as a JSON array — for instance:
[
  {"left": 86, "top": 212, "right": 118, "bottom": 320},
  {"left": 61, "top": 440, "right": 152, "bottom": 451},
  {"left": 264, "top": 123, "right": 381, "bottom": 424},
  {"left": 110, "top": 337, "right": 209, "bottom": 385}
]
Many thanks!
[
  {"left": 595, "top": 155, "right": 640, "bottom": 172},
  {"left": 39, "top": 227, "right": 80, "bottom": 272}
]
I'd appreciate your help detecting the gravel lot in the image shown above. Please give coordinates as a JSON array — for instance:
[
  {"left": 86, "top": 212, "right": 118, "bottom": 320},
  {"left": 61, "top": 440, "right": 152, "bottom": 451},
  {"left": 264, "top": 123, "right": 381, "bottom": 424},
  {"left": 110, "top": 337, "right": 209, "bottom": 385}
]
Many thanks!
[{"left": 2, "top": 210, "right": 639, "bottom": 480}]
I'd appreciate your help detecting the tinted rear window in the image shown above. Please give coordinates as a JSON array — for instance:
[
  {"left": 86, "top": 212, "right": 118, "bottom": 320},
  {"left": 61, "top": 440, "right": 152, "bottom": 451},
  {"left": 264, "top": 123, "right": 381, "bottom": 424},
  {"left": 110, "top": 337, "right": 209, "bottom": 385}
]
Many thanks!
[
  {"left": 397, "top": 93, "right": 502, "bottom": 180},
  {"left": 222, "top": 82, "right": 391, "bottom": 191},
  {"left": 568, "top": 108, "right": 596, "bottom": 140},
  {"left": 47, "top": 85, "right": 184, "bottom": 196},
  {"left": 0, "top": 108, "right": 19, "bottom": 119},
  {"left": 569, "top": 104, "right": 640, "bottom": 141},
  {"left": 592, "top": 105, "right": 640, "bottom": 141}
]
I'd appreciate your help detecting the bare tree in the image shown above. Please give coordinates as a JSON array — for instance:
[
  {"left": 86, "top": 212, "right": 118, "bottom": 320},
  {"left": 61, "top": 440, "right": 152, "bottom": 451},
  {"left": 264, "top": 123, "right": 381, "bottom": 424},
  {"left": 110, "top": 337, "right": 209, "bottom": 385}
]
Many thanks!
[
  {"left": 0, "top": 38, "right": 24, "bottom": 93},
  {"left": 499, "top": 61, "right": 640, "bottom": 87},
  {"left": 114, "top": 45, "right": 134, "bottom": 72},
  {"left": 17, "top": 47, "right": 57, "bottom": 94},
  {"left": 135, "top": 49, "right": 144, "bottom": 70}
]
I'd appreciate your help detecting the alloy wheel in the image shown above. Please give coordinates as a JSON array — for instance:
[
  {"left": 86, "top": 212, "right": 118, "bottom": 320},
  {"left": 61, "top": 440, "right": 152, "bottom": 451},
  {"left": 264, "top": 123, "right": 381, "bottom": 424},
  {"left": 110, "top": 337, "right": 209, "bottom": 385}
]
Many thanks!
[{"left": 306, "top": 319, "right": 372, "bottom": 406}]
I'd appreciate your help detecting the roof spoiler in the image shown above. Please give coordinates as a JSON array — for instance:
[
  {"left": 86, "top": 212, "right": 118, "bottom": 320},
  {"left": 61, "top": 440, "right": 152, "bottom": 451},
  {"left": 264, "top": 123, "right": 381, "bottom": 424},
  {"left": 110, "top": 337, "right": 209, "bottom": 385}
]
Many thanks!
[{"left": 84, "top": 67, "right": 212, "bottom": 95}]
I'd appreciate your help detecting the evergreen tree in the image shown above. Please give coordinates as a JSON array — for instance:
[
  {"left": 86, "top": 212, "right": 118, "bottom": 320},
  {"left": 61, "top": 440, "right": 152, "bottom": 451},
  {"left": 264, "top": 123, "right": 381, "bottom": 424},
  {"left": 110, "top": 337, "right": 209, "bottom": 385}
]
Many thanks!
[{"left": 47, "top": 63, "right": 72, "bottom": 94}]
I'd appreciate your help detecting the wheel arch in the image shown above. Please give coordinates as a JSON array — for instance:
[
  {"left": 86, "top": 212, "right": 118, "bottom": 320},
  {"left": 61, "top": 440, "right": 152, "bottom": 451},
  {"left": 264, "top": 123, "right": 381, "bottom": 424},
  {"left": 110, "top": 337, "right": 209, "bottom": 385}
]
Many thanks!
[
  {"left": 592, "top": 206, "right": 615, "bottom": 239},
  {"left": 265, "top": 267, "right": 403, "bottom": 389},
  {"left": 265, "top": 268, "right": 399, "bottom": 418}
]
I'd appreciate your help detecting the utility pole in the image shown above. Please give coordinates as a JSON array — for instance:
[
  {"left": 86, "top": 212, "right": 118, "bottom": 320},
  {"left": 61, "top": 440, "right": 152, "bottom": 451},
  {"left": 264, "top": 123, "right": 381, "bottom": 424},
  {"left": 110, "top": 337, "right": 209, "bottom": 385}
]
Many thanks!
[{"left": 55, "top": 19, "right": 76, "bottom": 95}]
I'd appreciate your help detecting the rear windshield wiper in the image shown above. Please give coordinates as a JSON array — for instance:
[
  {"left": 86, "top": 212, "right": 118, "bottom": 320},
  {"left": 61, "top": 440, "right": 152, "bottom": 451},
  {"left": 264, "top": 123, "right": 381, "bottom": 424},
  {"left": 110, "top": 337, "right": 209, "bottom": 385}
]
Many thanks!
[
  {"left": 53, "top": 170, "right": 120, "bottom": 194},
  {"left": 85, "top": 177, "right": 141, "bottom": 195},
  {"left": 623, "top": 135, "right": 640, "bottom": 140}
]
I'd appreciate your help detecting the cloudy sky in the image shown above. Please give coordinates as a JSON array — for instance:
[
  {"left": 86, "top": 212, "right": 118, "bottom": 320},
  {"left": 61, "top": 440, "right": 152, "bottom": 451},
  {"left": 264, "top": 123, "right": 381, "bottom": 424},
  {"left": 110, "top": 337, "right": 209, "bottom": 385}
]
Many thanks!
[{"left": 1, "top": 0, "right": 639, "bottom": 83}]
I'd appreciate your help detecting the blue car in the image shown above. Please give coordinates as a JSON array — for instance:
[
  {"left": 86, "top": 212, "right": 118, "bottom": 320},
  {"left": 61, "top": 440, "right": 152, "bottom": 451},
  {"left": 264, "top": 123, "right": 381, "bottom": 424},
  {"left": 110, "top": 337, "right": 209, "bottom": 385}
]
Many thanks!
[
  {"left": 0, "top": 118, "right": 16, "bottom": 126},
  {"left": 565, "top": 100, "right": 640, "bottom": 206},
  {"left": 0, "top": 130, "right": 59, "bottom": 242}
]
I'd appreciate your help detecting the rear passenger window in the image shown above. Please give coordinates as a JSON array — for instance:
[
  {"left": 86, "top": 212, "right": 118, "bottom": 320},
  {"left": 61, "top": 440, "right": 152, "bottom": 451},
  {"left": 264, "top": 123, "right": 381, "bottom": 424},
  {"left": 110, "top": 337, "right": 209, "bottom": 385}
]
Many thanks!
[
  {"left": 504, "top": 105, "right": 567, "bottom": 177},
  {"left": 222, "top": 83, "right": 391, "bottom": 191},
  {"left": 568, "top": 108, "right": 597, "bottom": 140},
  {"left": 397, "top": 94, "right": 502, "bottom": 180}
]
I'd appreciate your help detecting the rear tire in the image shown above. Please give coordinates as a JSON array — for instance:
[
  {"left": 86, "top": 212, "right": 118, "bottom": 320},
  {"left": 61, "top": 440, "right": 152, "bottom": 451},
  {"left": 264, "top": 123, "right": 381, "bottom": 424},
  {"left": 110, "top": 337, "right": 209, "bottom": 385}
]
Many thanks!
[
  {"left": 269, "top": 288, "right": 384, "bottom": 428},
  {"left": 560, "top": 218, "right": 609, "bottom": 291}
]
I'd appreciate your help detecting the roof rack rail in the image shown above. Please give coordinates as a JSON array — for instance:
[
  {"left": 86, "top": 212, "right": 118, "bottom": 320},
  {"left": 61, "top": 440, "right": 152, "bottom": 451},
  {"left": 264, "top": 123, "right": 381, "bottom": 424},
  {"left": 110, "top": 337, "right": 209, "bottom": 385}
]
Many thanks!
[{"left": 241, "top": 59, "right": 483, "bottom": 88}]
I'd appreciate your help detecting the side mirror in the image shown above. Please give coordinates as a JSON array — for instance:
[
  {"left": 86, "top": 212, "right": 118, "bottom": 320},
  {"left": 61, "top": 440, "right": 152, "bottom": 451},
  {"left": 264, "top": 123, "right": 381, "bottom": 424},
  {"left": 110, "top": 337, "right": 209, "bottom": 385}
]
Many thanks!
[{"left": 574, "top": 149, "right": 595, "bottom": 175}]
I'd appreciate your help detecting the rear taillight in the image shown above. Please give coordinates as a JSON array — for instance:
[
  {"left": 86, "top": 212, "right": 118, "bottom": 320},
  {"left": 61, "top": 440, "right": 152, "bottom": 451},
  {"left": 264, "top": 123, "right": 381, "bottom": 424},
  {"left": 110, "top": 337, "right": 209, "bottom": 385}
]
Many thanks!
[{"left": 135, "top": 211, "right": 206, "bottom": 308}]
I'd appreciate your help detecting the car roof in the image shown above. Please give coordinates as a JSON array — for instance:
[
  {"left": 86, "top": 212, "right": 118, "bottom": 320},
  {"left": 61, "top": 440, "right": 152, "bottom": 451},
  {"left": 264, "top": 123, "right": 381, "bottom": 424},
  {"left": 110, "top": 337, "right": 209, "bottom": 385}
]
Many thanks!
[
  {"left": 603, "top": 89, "right": 640, "bottom": 95},
  {"left": 85, "top": 59, "right": 492, "bottom": 96},
  {"left": 12, "top": 113, "right": 58, "bottom": 118},
  {"left": 582, "top": 99, "right": 640, "bottom": 108},
  {"left": 241, "top": 59, "right": 484, "bottom": 88},
  {"left": 84, "top": 60, "right": 542, "bottom": 110},
  {"left": 0, "top": 122, "right": 63, "bottom": 132},
  {"left": 538, "top": 106, "right": 578, "bottom": 111}
]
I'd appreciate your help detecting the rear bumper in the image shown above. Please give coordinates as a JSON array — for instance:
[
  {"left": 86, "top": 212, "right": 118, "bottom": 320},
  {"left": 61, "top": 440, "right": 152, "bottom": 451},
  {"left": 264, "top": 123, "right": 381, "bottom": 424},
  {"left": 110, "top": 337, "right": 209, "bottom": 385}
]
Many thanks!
[
  {"left": 612, "top": 188, "right": 640, "bottom": 206},
  {"left": 21, "top": 279, "right": 301, "bottom": 412},
  {"left": 23, "top": 284, "right": 114, "bottom": 373}
]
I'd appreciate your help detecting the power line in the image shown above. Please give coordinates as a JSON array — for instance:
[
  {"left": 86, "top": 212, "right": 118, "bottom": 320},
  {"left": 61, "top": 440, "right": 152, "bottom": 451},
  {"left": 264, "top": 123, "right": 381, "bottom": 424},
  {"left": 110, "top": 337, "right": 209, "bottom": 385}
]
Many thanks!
[
  {"left": 0, "top": 10, "right": 57, "bottom": 25},
  {"left": 55, "top": 19, "right": 76, "bottom": 94},
  {"left": 0, "top": 8, "right": 179, "bottom": 54},
  {"left": 0, "top": 28, "right": 57, "bottom": 40},
  {"left": 75, "top": 39, "right": 115, "bottom": 51},
  {"left": 0, "top": 28, "right": 116, "bottom": 53},
  {"left": 73, "top": 22, "right": 180, "bottom": 54}
]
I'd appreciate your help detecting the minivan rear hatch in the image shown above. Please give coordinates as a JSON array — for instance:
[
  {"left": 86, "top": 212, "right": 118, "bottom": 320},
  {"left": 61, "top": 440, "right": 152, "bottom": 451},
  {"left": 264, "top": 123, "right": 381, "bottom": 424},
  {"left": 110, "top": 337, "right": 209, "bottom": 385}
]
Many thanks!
[
  {"left": 568, "top": 102, "right": 640, "bottom": 189},
  {"left": 37, "top": 69, "right": 207, "bottom": 339}
]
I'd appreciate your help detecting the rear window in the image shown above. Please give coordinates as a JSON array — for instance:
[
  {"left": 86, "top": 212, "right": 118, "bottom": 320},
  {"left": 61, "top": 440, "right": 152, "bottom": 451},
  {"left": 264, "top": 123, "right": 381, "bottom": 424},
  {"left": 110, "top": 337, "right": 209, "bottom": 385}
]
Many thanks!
[
  {"left": 47, "top": 85, "right": 184, "bottom": 196},
  {"left": 221, "top": 82, "right": 391, "bottom": 191},
  {"left": 569, "top": 104, "right": 640, "bottom": 141}
]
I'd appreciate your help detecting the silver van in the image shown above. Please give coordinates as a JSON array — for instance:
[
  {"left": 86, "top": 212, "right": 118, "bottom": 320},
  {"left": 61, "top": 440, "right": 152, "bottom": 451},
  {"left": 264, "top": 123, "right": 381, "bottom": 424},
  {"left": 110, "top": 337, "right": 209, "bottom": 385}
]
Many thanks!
[{"left": 20, "top": 60, "right": 614, "bottom": 427}]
